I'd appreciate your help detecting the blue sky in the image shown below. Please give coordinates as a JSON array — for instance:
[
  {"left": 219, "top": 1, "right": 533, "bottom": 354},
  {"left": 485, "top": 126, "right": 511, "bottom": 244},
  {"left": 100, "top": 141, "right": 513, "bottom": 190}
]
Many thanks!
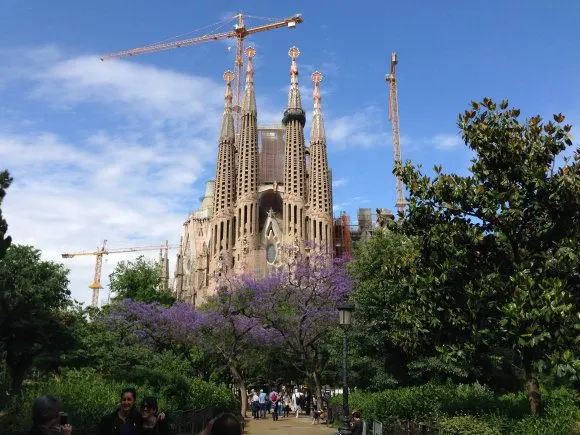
[{"left": 1, "top": 0, "right": 579, "bottom": 305}]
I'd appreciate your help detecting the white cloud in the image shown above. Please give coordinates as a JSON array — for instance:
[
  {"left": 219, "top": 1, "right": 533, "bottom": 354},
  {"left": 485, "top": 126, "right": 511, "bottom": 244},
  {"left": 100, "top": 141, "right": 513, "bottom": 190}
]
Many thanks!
[
  {"left": 326, "top": 107, "right": 389, "bottom": 149},
  {"left": 0, "top": 46, "right": 226, "bottom": 306},
  {"left": 332, "top": 177, "right": 348, "bottom": 188},
  {"left": 430, "top": 133, "right": 462, "bottom": 151}
]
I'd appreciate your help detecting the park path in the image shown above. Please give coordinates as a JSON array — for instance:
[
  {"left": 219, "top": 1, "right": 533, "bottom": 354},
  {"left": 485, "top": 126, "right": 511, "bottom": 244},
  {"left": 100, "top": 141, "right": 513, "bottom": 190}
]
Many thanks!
[{"left": 244, "top": 415, "right": 335, "bottom": 435}]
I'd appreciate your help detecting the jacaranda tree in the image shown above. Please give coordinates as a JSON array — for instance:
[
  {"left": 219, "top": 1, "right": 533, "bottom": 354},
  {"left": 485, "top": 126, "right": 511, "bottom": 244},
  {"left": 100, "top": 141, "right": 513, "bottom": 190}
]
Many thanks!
[
  {"left": 113, "top": 288, "right": 280, "bottom": 416},
  {"left": 246, "top": 246, "right": 353, "bottom": 406}
]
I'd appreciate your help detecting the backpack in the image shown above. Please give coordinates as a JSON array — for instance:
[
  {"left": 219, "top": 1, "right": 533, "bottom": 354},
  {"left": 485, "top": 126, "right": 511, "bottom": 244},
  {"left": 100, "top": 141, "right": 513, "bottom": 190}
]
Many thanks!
[{"left": 271, "top": 393, "right": 278, "bottom": 402}]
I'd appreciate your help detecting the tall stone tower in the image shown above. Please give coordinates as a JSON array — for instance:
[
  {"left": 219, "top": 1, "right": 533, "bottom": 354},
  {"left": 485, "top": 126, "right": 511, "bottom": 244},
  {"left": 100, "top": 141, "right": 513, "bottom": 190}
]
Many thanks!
[
  {"left": 307, "top": 71, "right": 333, "bottom": 253},
  {"left": 283, "top": 47, "right": 307, "bottom": 245},
  {"left": 174, "top": 47, "right": 335, "bottom": 306}
]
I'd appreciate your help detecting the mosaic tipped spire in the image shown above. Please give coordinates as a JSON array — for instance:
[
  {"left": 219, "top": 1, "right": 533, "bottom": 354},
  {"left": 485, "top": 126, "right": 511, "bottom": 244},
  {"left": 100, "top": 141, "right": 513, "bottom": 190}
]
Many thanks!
[
  {"left": 287, "top": 46, "right": 302, "bottom": 110},
  {"left": 241, "top": 46, "right": 257, "bottom": 114},
  {"left": 310, "top": 71, "right": 325, "bottom": 143},
  {"left": 283, "top": 46, "right": 305, "bottom": 126},
  {"left": 219, "top": 70, "right": 235, "bottom": 141}
]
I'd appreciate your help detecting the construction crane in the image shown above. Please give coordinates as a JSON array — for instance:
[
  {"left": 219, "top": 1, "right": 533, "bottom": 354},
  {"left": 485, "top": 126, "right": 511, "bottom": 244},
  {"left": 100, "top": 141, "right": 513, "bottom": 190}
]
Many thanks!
[
  {"left": 385, "top": 52, "right": 406, "bottom": 216},
  {"left": 62, "top": 240, "right": 179, "bottom": 307},
  {"left": 100, "top": 13, "right": 303, "bottom": 132}
]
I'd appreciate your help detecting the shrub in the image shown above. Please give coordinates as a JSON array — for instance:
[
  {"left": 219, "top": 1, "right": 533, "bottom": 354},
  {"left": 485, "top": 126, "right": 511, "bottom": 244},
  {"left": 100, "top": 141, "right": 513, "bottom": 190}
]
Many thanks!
[
  {"left": 0, "top": 369, "right": 237, "bottom": 433},
  {"left": 330, "top": 384, "right": 580, "bottom": 434},
  {"left": 437, "top": 414, "right": 502, "bottom": 435}
]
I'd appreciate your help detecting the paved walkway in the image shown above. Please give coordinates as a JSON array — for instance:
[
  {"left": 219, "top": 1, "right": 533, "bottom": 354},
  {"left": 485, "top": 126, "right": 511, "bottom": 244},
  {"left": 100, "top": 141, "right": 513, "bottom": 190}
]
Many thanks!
[{"left": 245, "top": 415, "right": 336, "bottom": 434}]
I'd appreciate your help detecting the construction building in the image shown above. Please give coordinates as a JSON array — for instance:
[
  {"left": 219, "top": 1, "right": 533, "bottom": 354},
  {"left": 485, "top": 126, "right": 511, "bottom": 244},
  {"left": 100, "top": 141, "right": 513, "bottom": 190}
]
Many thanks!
[
  {"left": 333, "top": 208, "right": 395, "bottom": 258},
  {"left": 174, "top": 47, "right": 334, "bottom": 306}
]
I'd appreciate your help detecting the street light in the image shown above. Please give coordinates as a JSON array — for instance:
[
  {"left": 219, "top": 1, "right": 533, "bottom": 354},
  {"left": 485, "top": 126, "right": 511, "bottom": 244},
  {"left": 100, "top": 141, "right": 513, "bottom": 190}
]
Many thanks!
[{"left": 338, "top": 302, "right": 355, "bottom": 435}]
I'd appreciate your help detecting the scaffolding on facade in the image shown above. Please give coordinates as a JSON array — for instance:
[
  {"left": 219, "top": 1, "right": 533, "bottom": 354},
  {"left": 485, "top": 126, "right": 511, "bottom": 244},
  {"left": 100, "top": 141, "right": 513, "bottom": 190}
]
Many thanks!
[
  {"left": 258, "top": 125, "right": 285, "bottom": 184},
  {"left": 333, "top": 212, "right": 353, "bottom": 259}
]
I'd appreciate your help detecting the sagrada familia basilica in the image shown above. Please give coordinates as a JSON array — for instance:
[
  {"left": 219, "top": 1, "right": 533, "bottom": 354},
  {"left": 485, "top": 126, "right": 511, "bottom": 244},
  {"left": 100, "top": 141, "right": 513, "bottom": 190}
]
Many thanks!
[{"left": 173, "top": 46, "right": 334, "bottom": 306}]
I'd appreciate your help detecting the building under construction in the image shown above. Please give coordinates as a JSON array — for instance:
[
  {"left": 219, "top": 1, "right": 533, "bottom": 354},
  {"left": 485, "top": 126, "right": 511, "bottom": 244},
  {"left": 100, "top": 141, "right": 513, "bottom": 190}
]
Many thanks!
[
  {"left": 173, "top": 47, "right": 335, "bottom": 306},
  {"left": 333, "top": 208, "right": 395, "bottom": 258}
]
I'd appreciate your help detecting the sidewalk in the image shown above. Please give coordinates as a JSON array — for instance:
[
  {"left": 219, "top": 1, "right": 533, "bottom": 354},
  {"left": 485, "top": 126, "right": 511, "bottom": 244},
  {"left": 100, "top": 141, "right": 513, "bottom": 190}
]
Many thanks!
[{"left": 245, "top": 415, "right": 336, "bottom": 434}]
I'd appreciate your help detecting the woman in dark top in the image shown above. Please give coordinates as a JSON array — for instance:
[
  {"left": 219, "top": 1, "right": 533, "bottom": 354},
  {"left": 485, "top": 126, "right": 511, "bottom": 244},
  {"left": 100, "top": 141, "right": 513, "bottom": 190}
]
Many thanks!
[
  {"left": 140, "top": 397, "right": 169, "bottom": 435},
  {"left": 350, "top": 411, "right": 363, "bottom": 435},
  {"left": 98, "top": 388, "right": 142, "bottom": 435}
]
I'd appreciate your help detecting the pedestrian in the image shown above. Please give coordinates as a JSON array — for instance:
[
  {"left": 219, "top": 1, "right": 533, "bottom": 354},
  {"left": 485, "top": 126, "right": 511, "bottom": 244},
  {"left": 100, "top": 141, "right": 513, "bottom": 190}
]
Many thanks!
[
  {"left": 350, "top": 411, "right": 363, "bottom": 435},
  {"left": 28, "top": 395, "right": 72, "bottom": 435},
  {"left": 250, "top": 390, "right": 260, "bottom": 419},
  {"left": 258, "top": 389, "right": 267, "bottom": 418}
]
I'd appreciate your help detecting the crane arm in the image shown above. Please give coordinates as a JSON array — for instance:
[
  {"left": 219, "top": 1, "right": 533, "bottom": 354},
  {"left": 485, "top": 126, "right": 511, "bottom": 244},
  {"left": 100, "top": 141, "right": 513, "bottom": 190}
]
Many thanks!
[
  {"left": 100, "top": 14, "right": 303, "bottom": 61},
  {"left": 62, "top": 244, "right": 179, "bottom": 258}
]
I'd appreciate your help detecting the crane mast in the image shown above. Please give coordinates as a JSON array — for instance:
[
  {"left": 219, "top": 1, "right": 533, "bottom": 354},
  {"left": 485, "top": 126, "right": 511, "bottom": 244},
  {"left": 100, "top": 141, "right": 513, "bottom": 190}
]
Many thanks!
[
  {"left": 385, "top": 52, "right": 406, "bottom": 216},
  {"left": 62, "top": 240, "right": 179, "bottom": 307},
  {"left": 100, "top": 13, "right": 303, "bottom": 132}
]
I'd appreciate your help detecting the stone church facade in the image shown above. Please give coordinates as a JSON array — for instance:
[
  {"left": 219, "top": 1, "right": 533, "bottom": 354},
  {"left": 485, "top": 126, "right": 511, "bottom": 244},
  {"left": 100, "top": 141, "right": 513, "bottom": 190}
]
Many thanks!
[{"left": 174, "top": 47, "right": 333, "bottom": 306}]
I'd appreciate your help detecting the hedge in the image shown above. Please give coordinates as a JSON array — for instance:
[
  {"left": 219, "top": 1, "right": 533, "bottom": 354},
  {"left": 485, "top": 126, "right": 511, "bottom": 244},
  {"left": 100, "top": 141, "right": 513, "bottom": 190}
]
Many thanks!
[
  {"left": 329, "top": 383, "right": 580, "bottom": 434},
  {"left": 0, "top": 369, "right": 238, "bottom": 433}
]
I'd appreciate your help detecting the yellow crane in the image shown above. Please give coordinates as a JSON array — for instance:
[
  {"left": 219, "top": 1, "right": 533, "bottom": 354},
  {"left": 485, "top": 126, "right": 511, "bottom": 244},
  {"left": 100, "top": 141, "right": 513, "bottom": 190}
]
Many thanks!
[
  {"left": 385, "top": 52, "right": 406, "bottom": 216},
  {"left": 62, "top": 240, "right": 179, "bottom": 307},
  {"left": 100, "top": 12, "right": 303, "bottom": 131}
]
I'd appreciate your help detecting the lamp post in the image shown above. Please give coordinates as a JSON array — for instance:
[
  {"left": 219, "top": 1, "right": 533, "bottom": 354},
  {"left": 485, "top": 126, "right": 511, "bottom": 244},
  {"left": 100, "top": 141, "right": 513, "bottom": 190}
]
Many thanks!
[{"left": 338, "top": 303, "right": 355, "bottom": 435}]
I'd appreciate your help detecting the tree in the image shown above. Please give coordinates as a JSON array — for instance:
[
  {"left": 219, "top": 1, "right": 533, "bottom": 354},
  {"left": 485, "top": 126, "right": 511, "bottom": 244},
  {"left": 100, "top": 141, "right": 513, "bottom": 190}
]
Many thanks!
[
  {"left": 247, "top": 247, "right": 353, "bottom": 406},
  {"left": 0, "top": 170, "right": 12, "bottom": 260},
  {"left": 0, "top": 245, "right": 74, "bottom": 393},
  {"left": 395, "top": 98, "right": 580, "bottom": 414},
  {"left": 113, "top": 293, "right": 278, "bottom": 416},
  {"left": 109, "top": 255, "right": 175, "bottom": 305}
]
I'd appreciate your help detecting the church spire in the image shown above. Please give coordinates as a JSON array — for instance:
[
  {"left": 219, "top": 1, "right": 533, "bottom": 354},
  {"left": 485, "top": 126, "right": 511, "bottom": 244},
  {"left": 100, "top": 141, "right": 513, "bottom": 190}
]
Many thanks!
[
  {"left": 282, "top": 46, "right": 305, "bottom": 126},
  {"left": 282, "top": 46, "right": 307, "bottom": 242},
  {"left": 241, "top": 46, "right": 257, "bottom": 115},
  {"left": 307, "top": 71, "right": 333, "bottom": 253},
  {"left": 213, "top": 70, "right": 237, "bottom": 216},
  {"left": 219, "top": 70, "right": 235, "bottom": 142},
  {"left": 235, "top": 46, "right": 260, "bottom": 254},
  {"left": 310, "top": 71, "right": 325, "bottom": 143},
  {"left": 212, "top": 70, "right": 238, "bottom": 260}
]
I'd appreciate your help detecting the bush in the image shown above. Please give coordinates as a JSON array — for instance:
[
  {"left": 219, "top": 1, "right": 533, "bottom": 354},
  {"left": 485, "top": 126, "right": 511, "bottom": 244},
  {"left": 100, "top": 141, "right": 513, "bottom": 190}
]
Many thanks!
[
  {"left": 437, "top": 414, "right": 502, "bottom": 435},
  {"left": 330, "top": 384, "right": 580, "bottom": 434},
  {"left": 0, "top": 369, "right": 238, "bottom": 433}
]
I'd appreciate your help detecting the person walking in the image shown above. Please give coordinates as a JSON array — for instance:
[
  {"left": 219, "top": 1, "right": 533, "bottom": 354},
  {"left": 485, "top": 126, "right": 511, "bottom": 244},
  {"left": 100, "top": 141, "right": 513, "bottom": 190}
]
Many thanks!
[
  {"left": 282, "top": 392, "right": 291, "bottom": 418},
  {"left": 258, "top": 389, "right": 267, "bottom": 419}
]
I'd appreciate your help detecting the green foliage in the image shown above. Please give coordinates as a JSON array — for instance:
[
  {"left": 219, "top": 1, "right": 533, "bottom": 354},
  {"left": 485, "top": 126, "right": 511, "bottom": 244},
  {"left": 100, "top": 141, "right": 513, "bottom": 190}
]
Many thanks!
[
  {"left": 109, "top": 255, "right": 175, "bottom": 305},
  {"left": 0, "top": 368, "right": 238, "bottom": 432},
  {"left": 386, "top": 99, "right": 580, "bottom": 411},
  {"left": 0, "top": 244, "right": 74, "bottom": 393},
  {"left": 330, "top": 384, "right": 579, "bottom": 434},
  {"left": 0, "top": 170, "right": 12, "bottom": 260}
]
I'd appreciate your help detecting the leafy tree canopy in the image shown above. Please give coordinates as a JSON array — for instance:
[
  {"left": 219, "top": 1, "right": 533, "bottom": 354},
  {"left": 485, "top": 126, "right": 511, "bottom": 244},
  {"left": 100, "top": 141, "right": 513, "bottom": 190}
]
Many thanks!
[
  {"left": 0, "top": 170, "right": 13, "bottom": 260},
  {"left": 393, "top": 98, "right": 580, "bottom": 413},
  {"left": 108, "top": 255, "right": 175, "bottom": 305},
  {"left": 0, "top": 244, "right": 74, "bottom": 393}
]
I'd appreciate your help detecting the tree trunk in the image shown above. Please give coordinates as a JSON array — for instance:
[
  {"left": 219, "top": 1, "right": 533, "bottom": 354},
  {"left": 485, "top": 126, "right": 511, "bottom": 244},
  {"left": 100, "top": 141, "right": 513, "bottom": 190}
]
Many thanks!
[
  {"left": 229, "top": 363, "right": 247, "bottom": 417},
  {"left": 522, "top": 353, "right": 542, "bottom": 415},
  {"left": 312, "top": 370, "right": 323, "bottom": 412},
  {"left": 8, "top": 360, "right": 26, "bottom": 395}
]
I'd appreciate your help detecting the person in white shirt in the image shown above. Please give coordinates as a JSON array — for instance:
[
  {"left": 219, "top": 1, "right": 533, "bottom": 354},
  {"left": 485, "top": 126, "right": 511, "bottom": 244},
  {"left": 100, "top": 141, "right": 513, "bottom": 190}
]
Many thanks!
[
  {"left": 250, "top": 390, "right": 260, "bottom": 419},
  {"left": 292, "top": 389, "right": 302, "bottom": 418}
]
